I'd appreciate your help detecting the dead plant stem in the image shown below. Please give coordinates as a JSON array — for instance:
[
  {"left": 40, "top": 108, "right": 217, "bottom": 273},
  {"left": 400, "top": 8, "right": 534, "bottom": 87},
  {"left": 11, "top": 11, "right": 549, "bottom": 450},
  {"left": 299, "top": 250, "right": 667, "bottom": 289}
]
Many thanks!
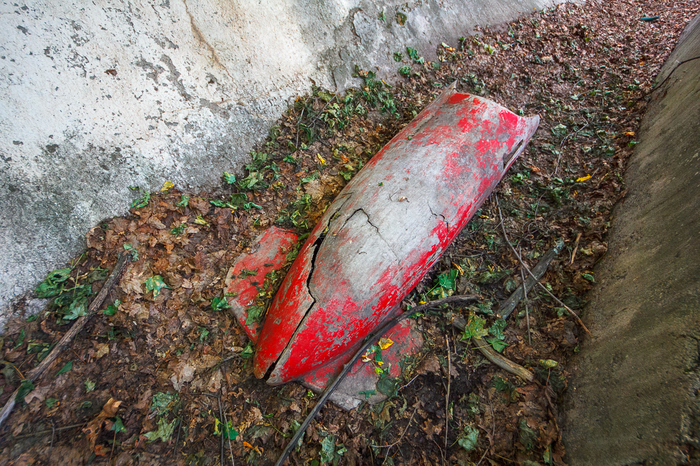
[{"left": 444, "top": 335, "right": 451, "bottom": 453}]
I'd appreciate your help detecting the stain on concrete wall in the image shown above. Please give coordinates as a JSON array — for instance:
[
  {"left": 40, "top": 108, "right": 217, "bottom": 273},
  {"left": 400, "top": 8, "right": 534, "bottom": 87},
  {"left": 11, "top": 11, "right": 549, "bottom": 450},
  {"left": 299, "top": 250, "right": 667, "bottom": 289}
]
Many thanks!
[{"left": 0, "top": 0, "right": 565, "bottom": 326}]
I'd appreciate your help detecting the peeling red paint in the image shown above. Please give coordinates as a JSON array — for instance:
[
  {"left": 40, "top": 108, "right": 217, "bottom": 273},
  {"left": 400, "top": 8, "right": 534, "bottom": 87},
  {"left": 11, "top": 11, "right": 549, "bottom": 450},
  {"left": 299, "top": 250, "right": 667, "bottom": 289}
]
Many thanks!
[
  {"left": 224, "top": 227, "right": 299, "bottom": 343},
  {"left": 253, "top": 86, "right": 540, "bottom": 384}
]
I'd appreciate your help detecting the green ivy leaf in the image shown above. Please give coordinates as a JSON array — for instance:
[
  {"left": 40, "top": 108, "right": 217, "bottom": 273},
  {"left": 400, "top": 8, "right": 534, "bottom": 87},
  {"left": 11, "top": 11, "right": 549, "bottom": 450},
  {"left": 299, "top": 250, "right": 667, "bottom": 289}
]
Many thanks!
[
  {"left": 223, "top": 172, "right": 236, "bottom": 184},
  {"left": 56, "top": 361, "right": 73, "bottom": 376},
  {"left": 489, "top": 319, "right": 507, "bottom": 340},
  {"left": 457, "top": 424, "right": 479, "bottom": 451},
  {"left": 111, "top": 415, "right": 127, "bottom": 433},
  {"left": 103, "top": 299, "right": 120, "bottom": 316},
  {"left": 462, "top": 315, "right": 488, "bottom": 341},
  {"left": 245, "top": 305, "right": 265, "bottom": 325},
  {"left": 176, "top": 195, "right": 189, "bottom": 208},
  {"left": 144, "top": 417, "right": 177, "bottom": 442},
  {"left": 210, "top": 296, "right": 231, "bottom": 311},
  {"left": 16, "top": 379, "right": 35, "bottom": 404},
  {"left": 376, "top": 376, "right": 400, "bottom": 398},
  {"left": 65, "top": 298, "right": 88, "bottom": 320},
  {"left": 486, "top": 337, "right": 508, "bottom": 353},
  {"left": 437, "top": 268, "right": 459, "bottom": 291},
  {"left": 145, "top": 276, "right": 170, "bottom": 297}
]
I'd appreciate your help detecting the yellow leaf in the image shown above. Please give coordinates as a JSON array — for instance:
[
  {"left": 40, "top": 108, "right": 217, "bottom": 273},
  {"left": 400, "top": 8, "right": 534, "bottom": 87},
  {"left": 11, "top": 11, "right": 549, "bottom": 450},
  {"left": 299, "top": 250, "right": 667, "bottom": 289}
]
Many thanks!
[
  {"left": 419, "top": 300, "right": 426, "bottom": 304},
  {"left": 243, "top": 441, "right": 254, "bottom": 449},
  {"left": 378, "top": 337, "right": 393, "bottom": 350},
  {"left": 625, "top": 131, "right": 635, "bottom": 137},
  {"left": 576, "top": 175, "right": 592, "bottom": 183},
  {"left": 317, "top": 154, "right": 326, "bottom": 165},
  {"left": 194, "top": 215, "right": 209, "bottom": 226},
  {"left": 160, "top": 180, "right": 174, "bottom": 191},
  {"left": 213, "top": 417, "right": 221, "bottom": 435}
]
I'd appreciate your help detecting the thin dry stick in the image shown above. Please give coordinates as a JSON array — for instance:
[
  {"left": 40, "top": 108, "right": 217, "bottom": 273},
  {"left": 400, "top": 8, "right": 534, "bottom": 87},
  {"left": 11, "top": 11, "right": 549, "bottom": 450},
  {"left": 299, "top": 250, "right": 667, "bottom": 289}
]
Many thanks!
[
  {"left": 378, "top": 407, "right": 418, "bottom": 449},
  {"left": 476, "top": 400, "right": 496, "bottom": 466},
  {"left": 216, "top": 394, "right": 225, "bottom": 466},
  {"left": 519, "top": 250, "right": 531, "bottom": 345},
  {"left": 274, "top": 295, "right": 478, "bottom": 466},
  {"left": 570, "top": 232, "right": 582, "bottom": 265},
  {"left": 13, "top": 422, "right": 87, "bottom": 439},
  {"left": 0, "top": 253, "right": 130, "bottom": 428},
  {"left": 495, "top": 196, "right": 592, "bottom": 336},
  {"left": 472, "top": 337, "right": 534, "bottom": 382},
  {"left": 497, "top": 239, "right": 565, "bottom": 320},
  {"left": 221, "top": 391, "right": 235, "bottom": 466},
  {"left": 444, "top": 335, "right": 451, "bottom": 453}
]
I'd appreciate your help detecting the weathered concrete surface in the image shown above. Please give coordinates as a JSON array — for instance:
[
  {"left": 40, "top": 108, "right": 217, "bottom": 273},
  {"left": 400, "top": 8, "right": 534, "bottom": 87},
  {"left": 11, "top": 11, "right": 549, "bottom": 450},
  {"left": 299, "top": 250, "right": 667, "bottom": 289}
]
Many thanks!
[
  {"left": 0, "top": 0, "right": 566, "bottom": 328},
  {"left": 562, "top": 14, "right": 700, "bottom": 465}
]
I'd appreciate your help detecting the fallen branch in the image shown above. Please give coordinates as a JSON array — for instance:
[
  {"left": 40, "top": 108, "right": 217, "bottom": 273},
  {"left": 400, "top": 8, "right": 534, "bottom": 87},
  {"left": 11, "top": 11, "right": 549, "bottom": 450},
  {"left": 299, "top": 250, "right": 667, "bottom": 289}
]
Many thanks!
[
  {"left": 472, "top": 337, "right": 534, "bottom": 382},
  {"left": 495, "top": 196, "right": 592, "bottom": 336},
  {"left": 497, "top": 239, "right": 565, "bottom": 320},
  {"left": 274, "top": 294, "right": 478, "bottom": 466},
  {"left": 450, "top": 315, "right": 535, "bottom": 382},
  {"left": 0, "top": 253, "right": 130, "bottom": 428}
]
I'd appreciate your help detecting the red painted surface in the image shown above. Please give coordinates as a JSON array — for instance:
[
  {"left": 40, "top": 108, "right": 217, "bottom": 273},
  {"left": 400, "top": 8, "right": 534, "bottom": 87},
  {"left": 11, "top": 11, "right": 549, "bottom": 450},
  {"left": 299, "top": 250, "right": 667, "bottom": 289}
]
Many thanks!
[
  {"left": 300, "top": 318, "right": 423, "bottom": 395},
  {"left": 224, "top": 227, "right": 299, "bottom": 342},
  {"left": 254, "top": 86, "right": 540, "bottom": 384}
]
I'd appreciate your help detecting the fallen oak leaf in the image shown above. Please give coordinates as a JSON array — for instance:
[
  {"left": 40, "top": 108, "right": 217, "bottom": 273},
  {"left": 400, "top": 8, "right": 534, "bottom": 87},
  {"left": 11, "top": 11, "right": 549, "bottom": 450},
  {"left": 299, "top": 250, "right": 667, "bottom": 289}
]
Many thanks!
[{"left": 83, "top": 398, "right": 122, "bottom": 447}]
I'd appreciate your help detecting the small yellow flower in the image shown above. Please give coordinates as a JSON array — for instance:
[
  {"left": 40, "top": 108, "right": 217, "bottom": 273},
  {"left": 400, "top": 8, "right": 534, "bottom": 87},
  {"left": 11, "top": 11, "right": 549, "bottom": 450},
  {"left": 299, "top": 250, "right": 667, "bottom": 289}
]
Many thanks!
[
  {"left": 160, "top": 180, "right": 174, "bottom": 191},
  {"left": 317, "top": 154, "right": 326, "bottom": 165},
  {"left": 378, "top": 338, "right": 394, "bottom": 350}
]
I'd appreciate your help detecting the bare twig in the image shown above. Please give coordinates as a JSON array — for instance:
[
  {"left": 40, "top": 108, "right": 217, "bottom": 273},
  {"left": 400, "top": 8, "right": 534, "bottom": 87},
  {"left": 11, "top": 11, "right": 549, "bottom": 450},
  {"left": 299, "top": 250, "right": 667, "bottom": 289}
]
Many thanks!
[
  {"left": 0, "top": 253, "right": 130, "bottom": 428},
  {"left": 378, "top": 407, "right": 418, "bottom": 449},
  {"left": 12, "top": 422, "right": 87, "bottom": 439},
  {"left": 519, "top": 249, "right": 531, "bottom": 345},
  {"left": 570, "top": 232, "right": 582, "bottom": 265},
  {"left": 216, "top": 394, "right": 225, "bottom": 466},
  {"left": 444, "top": 336, "right": 451, "bottom": 452},
  {"left": 295, "top": 106, "right": 305, "bottom": 150},
  {"left": 221, "top": 389, "right": 235, "bottom": 466},
  {"left": 497, "top": 239, "right": 566, "bottom": 319},
  {"left": 274, "top": 295, "right": 478, "bottom": 466},
  {"left": 476, "top": 400, "right": 496, "bottom": 466},
  {"left": 495, "top": 196, "right": 592, "bottom": 336}
]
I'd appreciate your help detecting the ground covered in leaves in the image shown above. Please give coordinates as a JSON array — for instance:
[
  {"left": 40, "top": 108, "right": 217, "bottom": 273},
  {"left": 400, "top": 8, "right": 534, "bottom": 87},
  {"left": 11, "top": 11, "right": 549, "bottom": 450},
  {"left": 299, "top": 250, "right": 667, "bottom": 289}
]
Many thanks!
[{"left": 2, "top": 1, "right": 699, "bottom": 464}]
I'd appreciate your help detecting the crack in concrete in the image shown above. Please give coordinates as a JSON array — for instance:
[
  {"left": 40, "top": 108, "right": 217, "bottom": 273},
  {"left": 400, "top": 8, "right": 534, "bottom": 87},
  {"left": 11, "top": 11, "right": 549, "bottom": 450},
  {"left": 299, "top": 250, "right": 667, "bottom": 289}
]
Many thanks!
[
  {"left": 182, "top": 0, "right": 234, "bottom": 81},
  {"left": 348, "top": 7, "right": 363, "bottom": 42}
]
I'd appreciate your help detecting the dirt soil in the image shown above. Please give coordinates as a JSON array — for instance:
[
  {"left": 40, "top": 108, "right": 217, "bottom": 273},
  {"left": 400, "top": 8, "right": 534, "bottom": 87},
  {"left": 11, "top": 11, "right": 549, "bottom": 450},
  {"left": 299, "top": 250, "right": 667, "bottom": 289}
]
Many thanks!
[{"left": 2, "top": 1, "right": 699, "bottom": 465}]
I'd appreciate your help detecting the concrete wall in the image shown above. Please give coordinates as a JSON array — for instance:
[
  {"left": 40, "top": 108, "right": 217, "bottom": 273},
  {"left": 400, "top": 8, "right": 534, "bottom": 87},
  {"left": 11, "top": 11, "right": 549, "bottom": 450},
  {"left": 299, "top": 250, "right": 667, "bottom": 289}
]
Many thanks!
[
  {"left": 562, "top": 14, "right": 700, "bottom": 464},
  {"left": 0, "top": 0, "right": 565, "bottom": 326}
]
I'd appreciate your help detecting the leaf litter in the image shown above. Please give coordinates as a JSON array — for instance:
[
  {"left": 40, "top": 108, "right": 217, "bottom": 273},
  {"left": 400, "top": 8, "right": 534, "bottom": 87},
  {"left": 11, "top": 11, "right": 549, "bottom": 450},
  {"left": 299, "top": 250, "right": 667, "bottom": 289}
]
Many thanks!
[{"left": 1, "top": 1, "right": 699, "bottom": 464}]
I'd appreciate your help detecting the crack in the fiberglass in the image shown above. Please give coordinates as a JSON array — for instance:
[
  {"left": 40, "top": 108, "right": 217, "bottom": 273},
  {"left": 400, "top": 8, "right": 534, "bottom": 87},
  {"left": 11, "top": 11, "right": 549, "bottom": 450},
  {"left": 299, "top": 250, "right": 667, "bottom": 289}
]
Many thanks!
[
  {"left": 266, "top": 199, "right": 350, "bottom": 377},
  {"left": 428, "top": 203, "right": 450, "bottom": 235},
  {"left": 342, "top": 208, "right": 400, "bottom": 262}
]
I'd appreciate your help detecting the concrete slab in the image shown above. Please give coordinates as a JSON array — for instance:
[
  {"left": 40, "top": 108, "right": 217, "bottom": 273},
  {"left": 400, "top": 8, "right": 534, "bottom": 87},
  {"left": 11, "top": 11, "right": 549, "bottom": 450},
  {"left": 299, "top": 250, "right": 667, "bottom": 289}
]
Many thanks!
[{"left": 562, "top": 13, "right": 700, "bottom": 464}]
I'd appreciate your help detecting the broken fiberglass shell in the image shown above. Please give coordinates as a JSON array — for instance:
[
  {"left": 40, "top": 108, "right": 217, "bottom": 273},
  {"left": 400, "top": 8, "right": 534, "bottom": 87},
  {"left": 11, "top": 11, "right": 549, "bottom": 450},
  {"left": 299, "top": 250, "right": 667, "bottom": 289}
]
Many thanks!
[{"left": 254, "top": 85, "right": 540, "bottom": 384}]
